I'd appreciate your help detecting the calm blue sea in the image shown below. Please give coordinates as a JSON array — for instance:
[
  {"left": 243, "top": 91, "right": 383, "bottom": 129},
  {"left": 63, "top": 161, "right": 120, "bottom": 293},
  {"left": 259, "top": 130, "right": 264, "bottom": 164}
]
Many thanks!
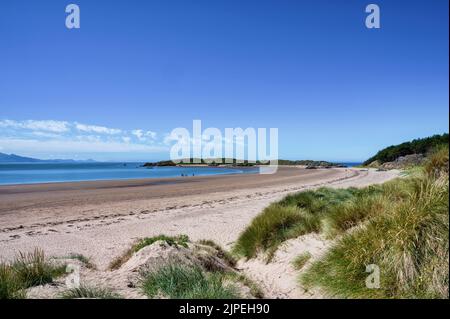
[
  {"left": 0, "top": 162, "right": 259, "bottom": 185},
  {"left": 339, "top": 162, "right": 362, "bottom": 167}
]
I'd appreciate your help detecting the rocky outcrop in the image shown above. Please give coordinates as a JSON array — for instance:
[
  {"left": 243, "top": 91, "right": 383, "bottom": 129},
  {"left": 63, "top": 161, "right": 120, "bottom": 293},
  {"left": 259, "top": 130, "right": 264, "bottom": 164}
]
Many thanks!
[{"left": 381, "top": 153, "right": 425, "bottom": 169}]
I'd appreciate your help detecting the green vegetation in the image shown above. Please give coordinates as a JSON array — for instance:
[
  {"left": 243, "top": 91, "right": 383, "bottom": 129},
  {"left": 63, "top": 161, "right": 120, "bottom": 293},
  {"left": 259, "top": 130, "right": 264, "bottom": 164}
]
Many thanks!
[
  {"left": 363, "top": 133, "right": 448, "bottom": 165},
  {"left": 109, "top": 234, "right": 189, "bottom": 270},
  {"left": 302, "top": 174, "right": 448, "bottom": 298},
  {"left": 61, "top": 285, "right": 121, "bottom": 299},
  {"left": 134, "top": 234, "right": 189, "bottom": 251},
  {"left": 0, "top": 264, "right": 25, "bottom": 299},
  {"left": 0, "top": 249, "right": 66, "bottom": 299},
  {"left": 223, "top": 272, "right": 264, "bottom": 298},
  {"left": 197, "top": 239, "right": 237, "bottom": 267},
  {"left": 143, "top": 158, "right": 345, "bottom": 168},
  {"left": 233, "top": 204, "right": 307, "bottom": 261},
  {"left": 292, "top": 252, "right": 312, "bottom": 270},
  {"left": 235, "top": 144, "right": 448, "bottom": 298},
  {"left": 141, "top": 263, "right": 240, "bottom": 299},
  {"left": 233, "top": 187, "right": 384, "bottom": 261},
  {"left": 424, "top": 144, "right": 449, "bottom": 178},
  {"left": 11, "top": 249, "right": 66, "bottom": 289},
  {"left": 143, "top": 158, "right": 262, "bottom": 167}
]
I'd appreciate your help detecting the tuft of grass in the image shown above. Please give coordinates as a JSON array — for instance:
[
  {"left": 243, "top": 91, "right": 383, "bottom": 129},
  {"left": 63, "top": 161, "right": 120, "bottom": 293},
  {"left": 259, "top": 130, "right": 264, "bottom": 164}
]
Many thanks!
[
  {"left": 1, "top": 249, "right": 66, "bottom": 299},
  {"left": 61, "top": 285, "right": 122, "bottom": 299},
  {"left": 425, "top": 144, "right": 449, "bottom": 178},
  {"left": 141, "top": 263, "right": 240, "bottom": 299},
  {"left": 134, "top": 234, "right": 189, "bottom": 252},
  {"left": 292, "top": 252, "right": 312, "bottom": 270},
  {"left": 12, "top": 249, "right": 66, "bottom": 288},
  {"left": 233, "top": 187, "right": 384, "bottom": 261},
  {"left": 109, "top": 250, "right": 134, "bottom": 271},
  {"left": 197, "top": 240, "right": 237, "bottom": 267},
  {"left": 322, "top": 195, "right": 387, "bottom": 238},
  {"left": 0, "top": 264, "right": 26, "bottom": 299},
  {"left": 109, "top": 234, "right": 190, "bottom": 270},
  {"left": 301, "top": 174, "right": 449, "bottom": 298},
  {"left": 222, "top": 271, "right": 264, "bottom": 298},
  {"left": 232, "top": 204, "right": 307, "bottom": 260},
  {"left": 278, "top": 187, "right": 360, "bottom": 212}
]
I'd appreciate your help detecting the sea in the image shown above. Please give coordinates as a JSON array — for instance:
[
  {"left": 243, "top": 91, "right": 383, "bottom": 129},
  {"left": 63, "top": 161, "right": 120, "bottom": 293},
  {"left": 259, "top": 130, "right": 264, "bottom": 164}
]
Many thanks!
[
  {"left": 0, "top": 162, "right": 261, "bottom": 185},
  {"left": 0, "top": 162, "right": 361, "bottom": 186}
]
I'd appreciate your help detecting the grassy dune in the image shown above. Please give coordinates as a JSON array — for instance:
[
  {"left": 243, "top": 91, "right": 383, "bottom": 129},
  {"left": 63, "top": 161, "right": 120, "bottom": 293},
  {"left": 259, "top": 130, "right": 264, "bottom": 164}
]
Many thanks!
[
  {"left": 234, "top": 145, "right": 449, "bottom": 298},
  {"left": 141, "top": 264, "right": 240, "bottom": 299},
  {"left": 233, "top": 186, "right": 386, "bottom": 261}
]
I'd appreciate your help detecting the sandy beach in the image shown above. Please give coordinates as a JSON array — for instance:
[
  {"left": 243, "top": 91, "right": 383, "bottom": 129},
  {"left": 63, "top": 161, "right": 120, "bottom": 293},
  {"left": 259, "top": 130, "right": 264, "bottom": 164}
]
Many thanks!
[
  {"left": 0, "top": 166, "right": 401, "bottom": 298},
  {"left": 0, "top": 166, "right": 398, "bottom": 269}
]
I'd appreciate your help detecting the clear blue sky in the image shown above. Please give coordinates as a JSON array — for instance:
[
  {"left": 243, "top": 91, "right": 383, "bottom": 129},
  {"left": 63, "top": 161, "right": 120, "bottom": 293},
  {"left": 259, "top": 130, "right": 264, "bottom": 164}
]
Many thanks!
[{"left": 0, "top": 0, "right": 448, "bottom": 162}]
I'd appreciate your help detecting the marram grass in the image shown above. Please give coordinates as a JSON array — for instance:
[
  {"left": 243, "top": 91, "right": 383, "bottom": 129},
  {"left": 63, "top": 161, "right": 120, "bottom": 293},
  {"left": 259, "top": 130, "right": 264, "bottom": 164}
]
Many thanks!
[
  {"left": 0, "top": 248, "right": 66, "bottom": 299},
  {"left": 141, "top": 263, "right": 240, "bottom": 299},
  {"left": 301, "top": 175, "right": 449, "bottom": 298}
]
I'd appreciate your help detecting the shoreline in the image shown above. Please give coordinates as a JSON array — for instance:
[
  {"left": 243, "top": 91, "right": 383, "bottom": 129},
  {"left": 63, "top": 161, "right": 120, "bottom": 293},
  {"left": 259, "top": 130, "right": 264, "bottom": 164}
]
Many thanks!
[{"left": 0, "top": 167, "right": 400, "bottom": 269}]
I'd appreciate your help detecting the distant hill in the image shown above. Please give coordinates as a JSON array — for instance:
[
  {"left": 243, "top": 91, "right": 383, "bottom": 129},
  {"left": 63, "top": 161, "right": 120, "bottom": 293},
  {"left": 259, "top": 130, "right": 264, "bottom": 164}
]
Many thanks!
[
  {"left": 363, "top": 133, "right": 449, "bottom": 165},
  {"left": 0, "top": 152, "right": 96, "bottom": 163},
  {"left": 143, "top": 158, "right": 345, "bottom": 168}
]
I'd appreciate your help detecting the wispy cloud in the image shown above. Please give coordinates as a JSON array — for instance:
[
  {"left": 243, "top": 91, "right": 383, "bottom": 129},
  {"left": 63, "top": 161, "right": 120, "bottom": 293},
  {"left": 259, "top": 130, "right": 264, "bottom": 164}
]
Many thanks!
[
  {"left": 0, "top": 138, "right": 167, "bottom": 153},
  {"left": 75, "top": 122, "right": 122, "bottom": 135},
  {"left": 0, "top": 119, "right": 69, "bottom": 133},
  {"left": 0, "top": 119, "right": 169, "bottom": 159},
  {"left": 132, "top": 129, "right": 157, "bottom": 141}
]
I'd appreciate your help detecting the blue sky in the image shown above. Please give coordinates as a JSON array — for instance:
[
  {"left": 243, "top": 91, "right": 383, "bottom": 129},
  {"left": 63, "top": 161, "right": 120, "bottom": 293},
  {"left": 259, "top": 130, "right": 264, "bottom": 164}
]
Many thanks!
[{"left": 0, "top": 0, "right": 448, "bottom": 162}]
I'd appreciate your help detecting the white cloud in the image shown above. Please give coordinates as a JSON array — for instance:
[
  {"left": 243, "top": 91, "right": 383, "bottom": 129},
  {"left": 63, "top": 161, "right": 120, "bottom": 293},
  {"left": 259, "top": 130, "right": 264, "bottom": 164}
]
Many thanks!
[
  {"left": 132, "top": 129, "right": 157, "bottom": 141},
  {"left": 31, "top": 131, "right": 64, "bottom": 139},
  {"left": 0, "top": 119, "right": 69, "bottom": 133},
  {"left": 75, "top": 122, "right": 122, "bottom": 135},
  {"left": 0, "top": 118, "right": 164, "bottom": 158},
  {"left": 0, "top": 138, "right": 168, "bottom": 154}
]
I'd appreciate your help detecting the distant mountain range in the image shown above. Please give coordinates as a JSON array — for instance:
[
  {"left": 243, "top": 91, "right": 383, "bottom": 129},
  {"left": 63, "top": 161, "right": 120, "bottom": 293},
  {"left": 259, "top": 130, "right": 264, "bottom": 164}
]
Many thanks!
[{"left": 0, "top": 152, "right": 96, "bottom": 163}]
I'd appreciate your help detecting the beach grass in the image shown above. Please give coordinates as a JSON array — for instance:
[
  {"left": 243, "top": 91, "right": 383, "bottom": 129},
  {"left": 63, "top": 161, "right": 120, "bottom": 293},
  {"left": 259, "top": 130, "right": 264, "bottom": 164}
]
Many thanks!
[
  {"left": 234, "top": 145, "right": 448, "bottom": 298},
  {"left": 109, "top": 234, "right": 190, "bottom": 270},
  {"left": 0, "top": 264, "right": 26, "bottom": 299},
  {"left": 197, "top": 239, "right": 237, "bottom": 267},
  {"left": 233, "top": 187, "right": 383, "bottom": 261},
  {"left": 292, "top": 252, "right": 312, "bottom": 270},
  {"left": 12, "top": 249, "right": 66, "bottom": 288},
  {"left": 424, "top": 144, "right": 449, "bottom": 178},
  {"left": 0, "top": 248, "right": 66, "bottom": 299},
  {"left": 222, "top": 271, "right": 264, "bottom": 298},
  {"left": 61, "top": 285, "right": 122, "bottom": 299},
  {"left": 141, "top": 263, "right": 240, "bottom": 299},
  {"left": 134, "top": 234, "right": 189, "bottom": 251},
  {"left": 301, "top": 174, "right": 449, "bottom": 298},
  {"left": 232, "top": 204, "right": 308, "bottom": 261}
]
